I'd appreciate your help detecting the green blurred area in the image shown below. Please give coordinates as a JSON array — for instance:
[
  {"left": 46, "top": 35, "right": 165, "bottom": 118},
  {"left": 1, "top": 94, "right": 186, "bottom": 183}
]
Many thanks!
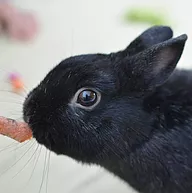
[{"left": 124, "top": 7, "right": 172, "bottom": 26}]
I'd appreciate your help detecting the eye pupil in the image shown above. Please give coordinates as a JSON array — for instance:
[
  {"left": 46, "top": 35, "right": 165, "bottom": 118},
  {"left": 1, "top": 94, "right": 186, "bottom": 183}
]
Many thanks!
[
  {"left": 78, "top": 90, "right": 97, "bottom": 106},
  {"left": 81, "top": 91, "right": 95, "bottom": 101}
]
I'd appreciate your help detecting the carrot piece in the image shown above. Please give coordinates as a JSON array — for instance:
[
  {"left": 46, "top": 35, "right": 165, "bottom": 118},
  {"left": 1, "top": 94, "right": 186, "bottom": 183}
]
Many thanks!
[{"left": 0, "top": 116, "right": 32, "bottom": 142}]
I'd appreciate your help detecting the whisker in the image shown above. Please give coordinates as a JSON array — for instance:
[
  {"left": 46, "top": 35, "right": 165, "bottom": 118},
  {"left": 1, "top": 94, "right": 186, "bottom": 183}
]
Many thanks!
[
  {"left": 11, "top": 140, "right": 34, "bottom": 153},
  {"left": 12, "top": 144, "right": 39, "bottom": 179},
  {"left": 25, "top": 145, "right": 42, "bottom": 187},
  {"left": 0, "top": 89, "right": 25, "bottom": 98},
  {"left": 2, "top": 115, "right": 25, "bottom": 122},
  {"left": 0, "top": 96, "right": 23, "bottom": 101},
  {"left": 22, "top": 86, "right": 29, "bottom": 95},
  {"left": 0, "top": 140, "right": 32, "bottom": 156},
  {"left": 0, "top": 101, "right": 23, "bottom": 105},
  {"left": 46, "top": 151, "right": 51, "bottom": 193},
  {"left": 38, "top": 149, "right": 48, "bottom": 193},
  {"left": 0, "top": 142, "right": 17, "bottom": 153},
  {"left": 8, "top": 110, "right": 22, "bottom": 114},
  {"left": 8, "top": 114, "right": 23, "bottom": 119},
  {"left": 0, "top": 80, "right": 28, "bottom": 96},
  {"left": 0, "top": 141, "right": 36, "bottom": 178},
  {"left": 14, "top": 117, "right": 24, "bottom": 121}
]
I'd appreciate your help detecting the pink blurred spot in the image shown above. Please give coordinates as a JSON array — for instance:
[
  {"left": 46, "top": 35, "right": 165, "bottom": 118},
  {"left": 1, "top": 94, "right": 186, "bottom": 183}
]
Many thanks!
[{"left": 8, "top": 72, "right": 21, "bottom": 81}]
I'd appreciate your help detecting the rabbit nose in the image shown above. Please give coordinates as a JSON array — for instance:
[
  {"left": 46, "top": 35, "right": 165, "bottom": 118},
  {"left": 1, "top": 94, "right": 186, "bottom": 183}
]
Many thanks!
[{"left": 23, "top": 92, "right": 37, "bottom": 122}]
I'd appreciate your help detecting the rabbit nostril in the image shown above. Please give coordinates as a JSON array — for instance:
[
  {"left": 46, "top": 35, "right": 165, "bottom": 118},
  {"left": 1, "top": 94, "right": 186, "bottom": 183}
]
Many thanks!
[{"left": 23, "top": 114, "right": 30, "bottom": 124}]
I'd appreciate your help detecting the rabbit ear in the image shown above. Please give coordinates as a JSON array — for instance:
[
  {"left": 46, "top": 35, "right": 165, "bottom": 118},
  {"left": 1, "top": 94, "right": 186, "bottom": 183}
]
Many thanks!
[
  {"left": 117, "top": 26, "right": 173, "bottom": 57},
  {"left": 119, "top": 34, "right": 187, "bottom": 91}
]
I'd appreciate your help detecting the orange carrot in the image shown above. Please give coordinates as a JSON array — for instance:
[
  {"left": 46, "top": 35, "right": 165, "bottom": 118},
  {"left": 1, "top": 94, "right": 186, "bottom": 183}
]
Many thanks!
[{"left": 0, "top": 116, "right": 32, "bottom": 142}]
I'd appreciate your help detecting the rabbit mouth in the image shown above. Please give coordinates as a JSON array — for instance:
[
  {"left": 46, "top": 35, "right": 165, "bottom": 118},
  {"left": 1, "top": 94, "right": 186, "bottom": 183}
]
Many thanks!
[
  {"left": 28, "top": 120, "right": 68, "bottom": 155},
  {"left": 32, "top": 127, "right": 60, "bottom": 154}
]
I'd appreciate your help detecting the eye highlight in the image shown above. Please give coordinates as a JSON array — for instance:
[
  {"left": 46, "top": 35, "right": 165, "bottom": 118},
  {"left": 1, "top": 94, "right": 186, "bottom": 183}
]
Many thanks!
[
  {"left": 70, "top": 87, "right": 101, "bottom": 110},
  {"left": 77, "top": 90, "right": 97, "bottom": 107}
]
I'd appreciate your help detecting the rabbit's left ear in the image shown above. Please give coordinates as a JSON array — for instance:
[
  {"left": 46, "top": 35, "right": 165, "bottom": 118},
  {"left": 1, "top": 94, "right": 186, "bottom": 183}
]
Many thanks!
[
  {"left": 118, "top": 34, "right": 187, "bottom": 91},
  {"left": 116, "top": 26, "right": 173, "bottom": 58}
]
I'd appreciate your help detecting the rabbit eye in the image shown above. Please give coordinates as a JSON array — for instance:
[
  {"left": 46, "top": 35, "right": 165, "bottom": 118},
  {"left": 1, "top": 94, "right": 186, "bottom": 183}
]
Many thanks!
[
  {"left": 77, "top": 90, "right": 97, "bottom": 107},
  {"left": 70, "top": 88, "right": 101, "bottom": 110}
]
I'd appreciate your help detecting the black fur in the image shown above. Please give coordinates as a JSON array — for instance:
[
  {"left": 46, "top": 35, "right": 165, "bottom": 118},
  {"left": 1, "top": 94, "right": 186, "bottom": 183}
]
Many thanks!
[{"left": 23, "top": 26, "right": 192, "bottom": 193}]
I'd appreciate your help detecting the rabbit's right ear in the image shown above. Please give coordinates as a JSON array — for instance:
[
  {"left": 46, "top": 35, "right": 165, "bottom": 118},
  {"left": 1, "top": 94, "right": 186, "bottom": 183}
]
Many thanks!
[
  {"left": 117, "top": 26, "right": 173, "bottom": 57},
  {"left": 117, "top": 34, "right": 187, "bottom": 91}
]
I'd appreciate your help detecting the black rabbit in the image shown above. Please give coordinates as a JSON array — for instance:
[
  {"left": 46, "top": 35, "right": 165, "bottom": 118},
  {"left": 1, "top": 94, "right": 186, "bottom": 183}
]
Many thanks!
[{"left": 23, "top": 26, "right": 192, "bottom": 193}]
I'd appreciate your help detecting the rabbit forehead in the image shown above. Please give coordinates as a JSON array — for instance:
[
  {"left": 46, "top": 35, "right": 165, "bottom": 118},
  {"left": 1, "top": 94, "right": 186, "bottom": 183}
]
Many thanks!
[{"left": 42, "top": 54, "right": 116, "bottom": 93}]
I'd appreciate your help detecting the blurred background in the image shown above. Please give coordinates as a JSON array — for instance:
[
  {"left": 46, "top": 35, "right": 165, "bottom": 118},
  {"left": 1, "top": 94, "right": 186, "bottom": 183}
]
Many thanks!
[{"left": 0, "top": 0, "right": 191, "bottom": 193}]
